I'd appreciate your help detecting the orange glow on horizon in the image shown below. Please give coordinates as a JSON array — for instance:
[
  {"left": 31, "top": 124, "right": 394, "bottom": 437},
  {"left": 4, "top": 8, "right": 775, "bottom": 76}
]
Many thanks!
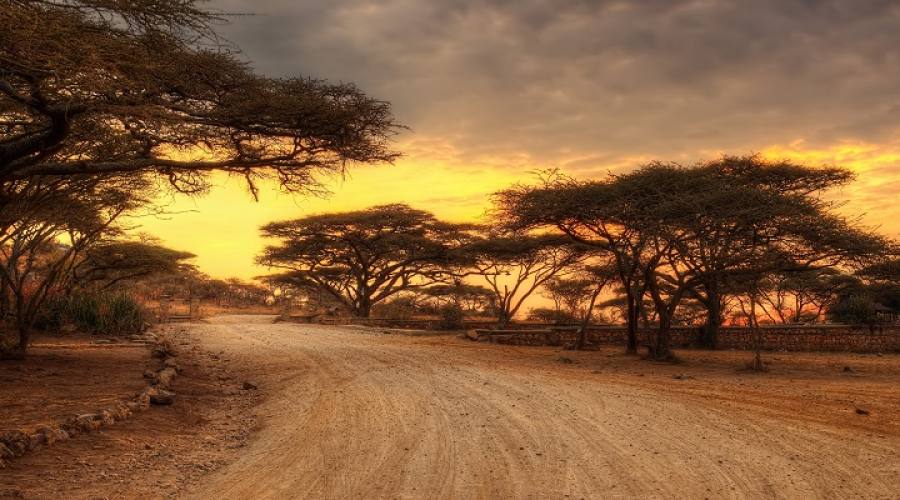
[{"left": 134, "top": 139, "right": 900, "bottom": 282}]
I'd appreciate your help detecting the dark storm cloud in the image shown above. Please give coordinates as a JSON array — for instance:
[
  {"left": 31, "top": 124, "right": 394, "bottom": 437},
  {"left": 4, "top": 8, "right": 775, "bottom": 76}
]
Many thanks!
[{"left": 210, "top": 0, "right": 900, "bottom": 169}]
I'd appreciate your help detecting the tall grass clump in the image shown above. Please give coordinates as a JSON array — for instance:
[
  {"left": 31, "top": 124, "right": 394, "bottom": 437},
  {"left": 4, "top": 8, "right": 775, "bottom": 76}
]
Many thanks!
[{"left": 38, "top": 292, "right": 149, "bottom": 336}]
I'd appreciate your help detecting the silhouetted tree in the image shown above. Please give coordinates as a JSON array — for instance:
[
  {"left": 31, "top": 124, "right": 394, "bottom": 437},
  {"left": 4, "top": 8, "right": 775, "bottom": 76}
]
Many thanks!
[
  {"left": 495, "top": 175, "right": 649, "bottom": 353},
  {"left": 0, "top": 175, "right": 149, "bottom": 358},
  {"left": 686, "top": 155, "right": 857, "bottom": 346},
  {"left": 71, "top": 241, "right": 195, "bottom": 292},
  {"left": 461, "top": 234, "right": 585, "bottom": 327},
  {"left": 569, "top": 263, "right": 618, "bottom": 350},
  {"left": 258, "top": 204, "right": 468, "bottom": 318},
  {"left": 826, "top": 258, "right": 900, "bottom": 324},
  {"left": 543, "top": 276, "right": 596, "bottom": 320},
  {"left": 1, "top": 1, "right": 399, "bottom": 193},
  {"left": 497, "top": 156, "right": 889, "bottom": 363},
  {"left": 753, "top": 269, "right": 842, "bottom": 324}
]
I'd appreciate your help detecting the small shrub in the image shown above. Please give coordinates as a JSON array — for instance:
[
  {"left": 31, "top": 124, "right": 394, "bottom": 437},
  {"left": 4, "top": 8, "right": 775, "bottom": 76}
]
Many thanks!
[
  {"left": 437, "top": 303, "right": 465, "bottom": 330},
  {"left": 373, "top": 297, "right": 419, "bottom": 320}
]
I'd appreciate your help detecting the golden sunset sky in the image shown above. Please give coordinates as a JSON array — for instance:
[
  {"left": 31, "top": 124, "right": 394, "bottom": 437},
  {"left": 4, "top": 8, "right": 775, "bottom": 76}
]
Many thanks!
[{"left": 136, "top": 1, "right": 900, "bottom": 281}]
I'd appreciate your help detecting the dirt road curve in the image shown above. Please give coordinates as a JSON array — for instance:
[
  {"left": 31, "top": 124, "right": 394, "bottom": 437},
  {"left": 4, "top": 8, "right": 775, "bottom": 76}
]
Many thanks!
[{"left": 185, "top": 316, "right": 900, "bottom": 499}]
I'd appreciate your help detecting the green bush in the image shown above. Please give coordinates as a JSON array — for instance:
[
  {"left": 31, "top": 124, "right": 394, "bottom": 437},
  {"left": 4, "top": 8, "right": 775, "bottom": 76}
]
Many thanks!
[
  {"left": 37, "top": 292, "right": 149, "bottom": 336},
  {"left": 526, "top": 307, "right": 577, "bottom": 324},
  {"left": 373, "top": 296, "right": 419, "bottom": 320},
  {"left": 437, "top": 303, "right": 465, "bottom": 330},
  {"left": 828, "top": 294, "right": 878, "bottom": 325}
]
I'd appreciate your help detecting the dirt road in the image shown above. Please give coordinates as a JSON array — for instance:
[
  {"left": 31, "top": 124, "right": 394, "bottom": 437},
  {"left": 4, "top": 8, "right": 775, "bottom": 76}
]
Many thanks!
[{"left": 184, "top": 316, "right": 900, "bottom": 499}]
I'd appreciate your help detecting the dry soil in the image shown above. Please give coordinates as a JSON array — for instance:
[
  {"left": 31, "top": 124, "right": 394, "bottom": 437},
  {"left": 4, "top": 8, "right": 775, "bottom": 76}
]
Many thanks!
[{"left": 183, "top": 315, "right": 900, "bottom": 500}]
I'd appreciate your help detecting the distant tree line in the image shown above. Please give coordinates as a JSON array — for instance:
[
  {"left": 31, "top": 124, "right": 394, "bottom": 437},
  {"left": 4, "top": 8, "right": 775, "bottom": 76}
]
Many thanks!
[{"left": 259, "top": 156, "right": 898, "bottom": 369}]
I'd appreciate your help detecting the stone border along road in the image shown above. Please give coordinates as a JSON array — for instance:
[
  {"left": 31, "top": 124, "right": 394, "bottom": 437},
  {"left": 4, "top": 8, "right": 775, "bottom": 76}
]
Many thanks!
[
  {"left": 0, "top": 333, "right": 181, "bottom": 468},
  {"left": 179, "top": 315, "right": 900, "bottom": 499}
]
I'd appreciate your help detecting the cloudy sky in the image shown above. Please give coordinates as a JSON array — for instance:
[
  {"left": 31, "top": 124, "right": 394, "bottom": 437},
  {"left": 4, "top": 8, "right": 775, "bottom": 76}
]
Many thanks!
[{"left": 142, "top": 0, "right": 900, "bottom": 279}]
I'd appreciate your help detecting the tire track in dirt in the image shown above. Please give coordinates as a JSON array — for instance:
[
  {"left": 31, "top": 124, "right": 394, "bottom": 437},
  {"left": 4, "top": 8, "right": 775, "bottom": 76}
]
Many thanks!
[{"left": 184, "top": 316, "right": 900, "bottom": 499}]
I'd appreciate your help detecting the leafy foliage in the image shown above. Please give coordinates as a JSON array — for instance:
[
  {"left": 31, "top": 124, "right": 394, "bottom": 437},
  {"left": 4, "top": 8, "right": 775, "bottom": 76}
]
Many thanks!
[
  {"left": 494, "top": 155, "right": 891, "bottom": 361},
  {"left": 259, "top": 204, "right": 470, "bottom": 317},
  {"left": 1, "top": 0, "right": 400, "bottom": 194}
]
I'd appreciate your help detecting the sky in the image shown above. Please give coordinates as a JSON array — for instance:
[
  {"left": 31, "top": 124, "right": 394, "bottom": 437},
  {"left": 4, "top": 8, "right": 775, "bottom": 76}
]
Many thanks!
[{"left": 138, "top": 0, "right": 900, "bottom": 281}]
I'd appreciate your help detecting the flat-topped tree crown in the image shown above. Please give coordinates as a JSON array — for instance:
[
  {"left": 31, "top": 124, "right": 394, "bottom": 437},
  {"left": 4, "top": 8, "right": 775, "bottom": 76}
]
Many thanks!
[
  {"left": 493, "top": 155, "right": 890, "bottom": 360},
  {"left": 0, "top": 0, "right": 400, "bottom": 194},
  {"left": 258, "top": 204, "right": 471, "bottom": 318}
]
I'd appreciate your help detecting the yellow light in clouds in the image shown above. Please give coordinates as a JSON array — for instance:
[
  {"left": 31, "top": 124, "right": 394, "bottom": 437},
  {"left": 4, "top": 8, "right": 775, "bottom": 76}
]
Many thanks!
[
  {"left": 760, "top": 139, "right": 900, "bottom": 239},
  {"left": 135, "top": 138, "right": 900, "bottom": 282}
]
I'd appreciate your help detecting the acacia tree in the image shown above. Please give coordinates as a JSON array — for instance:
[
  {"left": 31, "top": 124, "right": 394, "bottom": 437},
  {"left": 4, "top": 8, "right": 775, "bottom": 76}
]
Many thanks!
[
  {"left": 258, "top": 204, "right": 468, "bottom": 318},
  {"left": 559, "top": 263, "right": 618, "bottom": 350},
  {"left": 699, "top": 199, "right": 886, "bottom": 370},
  {"left": 420, "top": 281, "right": 494, "bottom": 314},
  {"left": 603, "top": 159, "right": 868, "bottom": 356},
  {"left": 498, "top": 157, "right": 888, "bottom": 362},
  {"left": 752, "top": 269, "right": 842, "bottom": 324},
  {"left": 70, "top": 240, "right": 195, "bottom": 292},
  {"left": 0, "top": 175, "right": 149, "bottom": 358},
  {"left": 1, "top": 0, "right": 399, "bottom": 193},
  {"left": 495, "top": 176, "right": 648, "bottom": 351},
  {"left": 683, "top": 156, "right": 857, "bottom": 346},
  {"left": 543, "top": 277, "right": 595, "bottom": 320},
  {"left": 461, "top": 234, "right": 585, "bottom": 328}
]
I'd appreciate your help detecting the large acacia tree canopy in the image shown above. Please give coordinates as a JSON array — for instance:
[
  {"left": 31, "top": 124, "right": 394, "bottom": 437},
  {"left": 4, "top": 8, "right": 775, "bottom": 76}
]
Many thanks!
[
  {"left": 74, "top": 240, "right": 196, "bottom": 290},
  {"left": 494, "top": 155, "right": 883, "bottom": 270},
  {"left": 496, "top": 156, "right": 853, "bottom": 234},
  {"left": 494, "top": 155, "right": 889, "bottom": 355},
  {"left": 258, "top": 204, "right": 472, "bottom": 316},
  {"left": 0, "top": 0, "right": 401, "bottom": 193}
]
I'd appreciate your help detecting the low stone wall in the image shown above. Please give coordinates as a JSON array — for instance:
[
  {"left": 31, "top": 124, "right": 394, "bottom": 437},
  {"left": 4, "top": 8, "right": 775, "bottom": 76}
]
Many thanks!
[
  {"left": 0, "top": 334, "right": 181, "bottom": 469},
  {"left": 281, "top": 314, "right": 900, "bottom": 353},
  {"left": 473, "top": 324, "right": 900, "bottom": 353}
]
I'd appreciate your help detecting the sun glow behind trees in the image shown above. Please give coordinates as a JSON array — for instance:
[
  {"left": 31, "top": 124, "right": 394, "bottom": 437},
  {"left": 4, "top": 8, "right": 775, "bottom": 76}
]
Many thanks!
[{"left": 134, "top": 141, "right": 900, "bottom": 283}]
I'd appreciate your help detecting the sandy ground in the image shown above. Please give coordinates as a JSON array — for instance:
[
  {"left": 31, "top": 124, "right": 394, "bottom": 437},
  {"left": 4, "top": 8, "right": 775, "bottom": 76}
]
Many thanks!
[
  {"left": 0, "top": 327, "right": 259, "bottom": 499},
  {"left": 0, "top": 337, "right": 152, "bottom": 430},
  {"left": 182, "top": 315, "right": 900, "bottom": 500}
]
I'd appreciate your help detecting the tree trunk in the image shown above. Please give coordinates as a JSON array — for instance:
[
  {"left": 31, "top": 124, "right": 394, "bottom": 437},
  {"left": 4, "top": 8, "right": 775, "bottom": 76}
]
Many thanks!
[
  {"left": 749, "top": 292, "right": 765, "bottom": 371},
  {"left": 573, "top": 288, "right": 602, "bottom": 351},
  {"left": 700, "top": 288, "right": 722, "bottom": 349},
  {"left": 625, "top": 290, "right": 638, "bottom": 354},
  {"left": 650, "top": 312, "right": 675, "bottom": 361},
  {"left": 356, "top": 297, "right": 372, "bottom": 318},
  {"left": 497, "top": 309, "right": 511, "bottom": 329}
]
